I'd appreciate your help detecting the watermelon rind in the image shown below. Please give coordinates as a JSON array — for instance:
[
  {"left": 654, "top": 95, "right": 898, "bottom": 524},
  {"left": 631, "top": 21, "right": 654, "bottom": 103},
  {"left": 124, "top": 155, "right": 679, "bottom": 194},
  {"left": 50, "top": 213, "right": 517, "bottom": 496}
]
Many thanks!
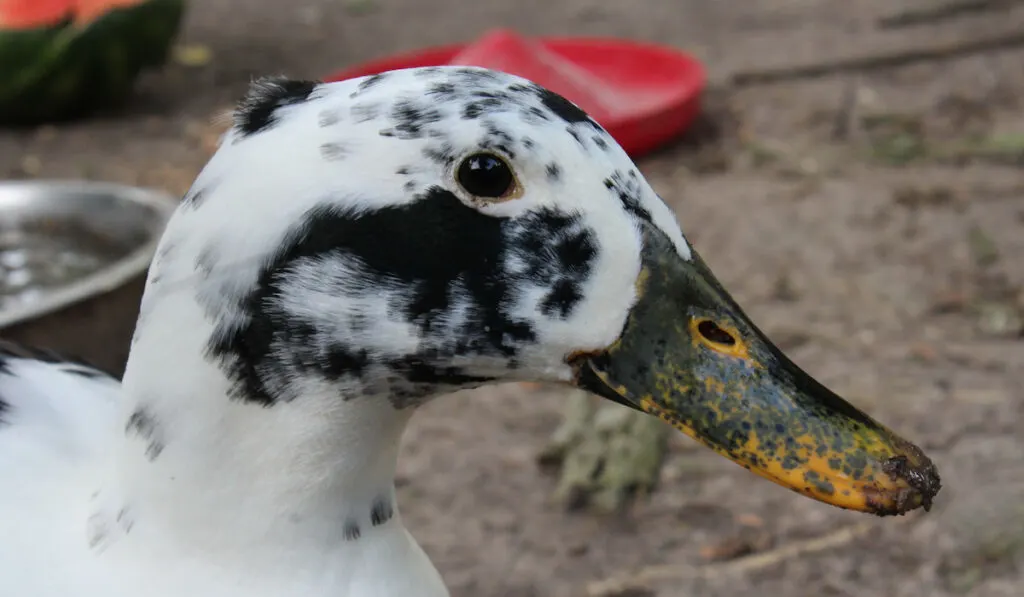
[{"left": 0, "top": 0, "right": 186, "bottom": 126}]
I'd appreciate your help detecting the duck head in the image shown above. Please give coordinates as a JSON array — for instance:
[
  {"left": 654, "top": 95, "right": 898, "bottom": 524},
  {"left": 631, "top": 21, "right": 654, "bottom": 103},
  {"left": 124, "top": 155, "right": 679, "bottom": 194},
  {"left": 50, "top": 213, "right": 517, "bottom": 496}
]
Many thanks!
[{"left": 138, "top": 66, "right": 938, "bottom": 520}]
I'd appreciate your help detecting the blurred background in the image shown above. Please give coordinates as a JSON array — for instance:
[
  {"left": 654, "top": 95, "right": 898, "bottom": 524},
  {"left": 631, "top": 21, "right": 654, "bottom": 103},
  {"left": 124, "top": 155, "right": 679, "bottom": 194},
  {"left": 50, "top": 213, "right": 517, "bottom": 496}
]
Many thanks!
[{"left": 2, "top": 1, "right": 1024, "bottom": 596}]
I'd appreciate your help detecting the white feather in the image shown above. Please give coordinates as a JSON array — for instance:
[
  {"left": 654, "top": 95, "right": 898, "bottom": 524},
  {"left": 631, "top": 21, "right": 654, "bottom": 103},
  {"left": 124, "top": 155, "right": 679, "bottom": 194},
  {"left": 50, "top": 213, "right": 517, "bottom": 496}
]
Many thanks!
[{"left": 0, "top": 65, "right": 695, "bottom": 596}]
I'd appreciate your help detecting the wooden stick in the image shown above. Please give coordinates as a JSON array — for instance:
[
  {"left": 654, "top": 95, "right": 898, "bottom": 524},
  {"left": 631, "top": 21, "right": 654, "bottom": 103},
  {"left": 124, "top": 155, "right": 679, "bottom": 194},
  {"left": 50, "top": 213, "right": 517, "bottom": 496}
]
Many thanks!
[
  {"left": 731, "top": 31, "right": 1024, "bottom": 86},
  {"left": 587, "top": 522, "right": 877, "bottom": 596},
  {"left": 878, "top": 0, "right": 1022, "bottom": 29}
]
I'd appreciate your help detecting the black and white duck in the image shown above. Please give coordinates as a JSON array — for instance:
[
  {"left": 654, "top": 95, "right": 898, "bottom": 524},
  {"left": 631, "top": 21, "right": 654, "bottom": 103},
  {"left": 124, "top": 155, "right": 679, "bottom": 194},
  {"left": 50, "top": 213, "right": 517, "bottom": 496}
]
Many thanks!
[{"left": 0, "top": 66, "right": 940, "bottom": 597}]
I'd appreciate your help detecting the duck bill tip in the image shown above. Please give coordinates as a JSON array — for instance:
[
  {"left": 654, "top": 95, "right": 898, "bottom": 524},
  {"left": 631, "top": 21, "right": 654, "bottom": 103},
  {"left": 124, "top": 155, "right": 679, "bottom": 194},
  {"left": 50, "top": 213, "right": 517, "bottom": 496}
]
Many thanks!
[
  {"left": 569, "top": 225, "right": 942, "bottom": 517},
  {"left": 606, "top": 370, "right": 942, "bottom": 517}
]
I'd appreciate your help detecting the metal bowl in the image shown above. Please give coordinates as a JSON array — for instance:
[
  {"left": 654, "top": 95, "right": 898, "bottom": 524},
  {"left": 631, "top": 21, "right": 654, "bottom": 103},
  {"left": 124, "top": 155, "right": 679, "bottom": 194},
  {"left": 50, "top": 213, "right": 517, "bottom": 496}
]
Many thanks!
[{"left": 0, "top": 180, "right": 176, "bottom": 376}]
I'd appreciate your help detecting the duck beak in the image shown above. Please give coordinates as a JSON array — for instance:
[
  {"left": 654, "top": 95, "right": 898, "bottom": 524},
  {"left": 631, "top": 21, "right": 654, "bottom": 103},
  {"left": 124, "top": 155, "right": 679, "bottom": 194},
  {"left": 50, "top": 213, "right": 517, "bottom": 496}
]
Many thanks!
[{"left": 569, "top": 226, "right": 941, "bottom": 516}]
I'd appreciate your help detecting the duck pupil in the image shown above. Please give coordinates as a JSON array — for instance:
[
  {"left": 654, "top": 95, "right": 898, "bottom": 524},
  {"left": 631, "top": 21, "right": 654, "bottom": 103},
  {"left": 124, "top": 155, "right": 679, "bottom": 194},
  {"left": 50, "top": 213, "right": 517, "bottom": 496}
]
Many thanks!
[
  {"left": 457, "top": 154, "right": 513, "bottom": 198},
  {"left": 698, "top": 320, "right": 736, "bottom": 346}
]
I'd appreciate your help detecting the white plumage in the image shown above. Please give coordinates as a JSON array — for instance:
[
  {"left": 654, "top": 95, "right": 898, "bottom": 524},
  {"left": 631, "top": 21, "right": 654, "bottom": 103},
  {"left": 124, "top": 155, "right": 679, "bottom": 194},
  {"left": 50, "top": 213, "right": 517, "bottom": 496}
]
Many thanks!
[
  {"left": 0, "top": 64, "right": 944, "bottom": 597},
  {"left": 0, "top": 66, "right": 690, "bottom": 596}
]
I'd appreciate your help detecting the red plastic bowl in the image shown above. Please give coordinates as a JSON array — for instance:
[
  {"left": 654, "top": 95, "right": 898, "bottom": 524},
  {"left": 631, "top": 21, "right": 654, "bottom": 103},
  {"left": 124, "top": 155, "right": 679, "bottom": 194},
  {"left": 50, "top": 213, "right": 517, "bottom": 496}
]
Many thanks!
[{"left": 324, "top": 29, "right": 706, "bottom": 158}]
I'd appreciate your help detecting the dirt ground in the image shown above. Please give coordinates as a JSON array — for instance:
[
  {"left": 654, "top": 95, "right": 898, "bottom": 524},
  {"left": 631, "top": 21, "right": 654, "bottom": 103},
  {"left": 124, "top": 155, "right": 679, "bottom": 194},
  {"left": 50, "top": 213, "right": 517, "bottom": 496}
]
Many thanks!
[{"left": 3, "top": 0, "right": 1024, "bottom": 596}]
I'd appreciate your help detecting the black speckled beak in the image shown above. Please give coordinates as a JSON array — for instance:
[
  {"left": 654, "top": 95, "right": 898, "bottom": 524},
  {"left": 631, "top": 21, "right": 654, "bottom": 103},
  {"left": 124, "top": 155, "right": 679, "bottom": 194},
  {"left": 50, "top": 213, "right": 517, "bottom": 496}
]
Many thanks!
[{"left": 569, "top": 226, "right": 941, "bottom": 516}]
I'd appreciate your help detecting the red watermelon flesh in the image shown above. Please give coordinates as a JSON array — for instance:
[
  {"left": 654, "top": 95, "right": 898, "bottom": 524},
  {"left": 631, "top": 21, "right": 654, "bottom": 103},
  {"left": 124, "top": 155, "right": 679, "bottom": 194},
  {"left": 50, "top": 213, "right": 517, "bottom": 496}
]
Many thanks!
[
  {"left": 0, "top": 0, "right": 72, "bottom": 28},
  {"left": 0, "top": 0, "right": 147, "bottom": 29}
]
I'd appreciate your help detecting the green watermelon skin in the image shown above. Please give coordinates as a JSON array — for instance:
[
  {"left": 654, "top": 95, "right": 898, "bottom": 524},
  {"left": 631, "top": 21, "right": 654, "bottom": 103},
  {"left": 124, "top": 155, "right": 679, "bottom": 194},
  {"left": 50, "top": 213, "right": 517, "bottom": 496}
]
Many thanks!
[{"left": 0, "top": 0, "right": 186, "bottom": 126}]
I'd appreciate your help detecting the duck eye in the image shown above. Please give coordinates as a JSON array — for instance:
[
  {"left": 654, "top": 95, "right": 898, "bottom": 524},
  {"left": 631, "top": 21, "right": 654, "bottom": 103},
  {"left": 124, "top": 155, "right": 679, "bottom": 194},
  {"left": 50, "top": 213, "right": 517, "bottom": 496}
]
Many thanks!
[
  {"left": 456, "top": 153, "right": 515, "bottom": 199},
  {"left": 697, "top": 320, "right": 736, "bottom": 346}
]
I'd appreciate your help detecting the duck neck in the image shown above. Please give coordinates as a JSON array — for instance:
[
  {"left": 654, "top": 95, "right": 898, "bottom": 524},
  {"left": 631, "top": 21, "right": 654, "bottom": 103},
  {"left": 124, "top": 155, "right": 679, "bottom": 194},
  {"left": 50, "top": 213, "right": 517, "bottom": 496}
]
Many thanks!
[{"left": 106, "top": 334, "right": 416, "bottom": 561}]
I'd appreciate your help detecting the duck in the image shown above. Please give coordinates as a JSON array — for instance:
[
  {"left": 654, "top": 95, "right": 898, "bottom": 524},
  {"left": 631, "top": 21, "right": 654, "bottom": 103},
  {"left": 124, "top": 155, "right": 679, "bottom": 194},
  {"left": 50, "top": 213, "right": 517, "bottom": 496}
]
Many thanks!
[{"left": 0, "top": 66, "right": 940, "bottom": 597}]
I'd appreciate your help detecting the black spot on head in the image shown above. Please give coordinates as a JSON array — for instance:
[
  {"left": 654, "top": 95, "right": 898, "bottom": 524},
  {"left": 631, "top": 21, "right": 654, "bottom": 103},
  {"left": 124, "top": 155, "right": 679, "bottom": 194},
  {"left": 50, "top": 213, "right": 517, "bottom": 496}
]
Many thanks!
[
  {"left": 351, "top": 102, "right": 383, "bottom": 123},
  {"left": 322, "top": 345, "right": 372, "bottom": 384},
  {"left": 181, "top": 186, "right": 208, "bottom": 208},
  {"left": 473, "top": 90, "right": 513, "bottom": 101},
  {"left": 115, "top": 507, "right": 134, "bottom": 533},
  {"left": 154, "top": 238, "right": 177, "bottom": 266},
  {"left": 458, "top": 89, "right": 516, "bottom": 121},
  {"left": 87, "top": 521, "right": 107, "bottom": 549},
  {"left": 462, "top": 98, "right": 503, "bottom": 120},
  {"left": 125, "top": 407, "right": 164, "bottom": 460},
  {"left": 370, "top": 497, "right": 394, "bottom": 526},
  {"left": 506, "top": 210, "right": 598, "bottom": 320},
  {"left": 539, "top": 279, "right": 584, "bottom": 318},
  {"left": 563, "top": 237, "right": 598, "bottom": 274},
  {"left": 343, "top": 519, "right": 361, "bottom": 541},
  {"left": 320, "top": 142, "right": 349, "bottom": 161},
  {"left": 357, "top": 73, "right": 389, "bottom": 92},
  {"left": 234, "top": 77, "right": 320, "bottom": 138},
  {"left": 205, "top": 187, "right": 541, "bottom": 406},
  {"left": 525, "top": 106, "right": 551, "bottom": 123},
  {"left": 427, "top": 82, "right": 457, "bottom": 100},
  {"left": 452, "top": 68, "right": 502, "bottom": 85},
  {"left": 604, "top": 170, "right": 653, "bottom": 224},
  {"left": 195, "top": 245, "right": 218, "bottom": 278},
  {"left": 318, "top": 109, "right": 341, "bottom": 127},
  {"left": 382, "top": 99, "right": 443, "bottom": 139},
  {"left": 566, "top": 127, "right": 584, "bottom": 148},
  {"left": 479, "top": 121, "right": 516, "bottom": 158},
  {"left": 533, "top": 85, "right": 601, "bottom": 130},
  {"left": 545, "top": 162, "right": 562, "bottom": 182},
  {"left": 414, "top": 66, "right": 443, "bottom": 77},
  {"left": 422, "top": 142, "right": 456, "bottom": 167}
]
